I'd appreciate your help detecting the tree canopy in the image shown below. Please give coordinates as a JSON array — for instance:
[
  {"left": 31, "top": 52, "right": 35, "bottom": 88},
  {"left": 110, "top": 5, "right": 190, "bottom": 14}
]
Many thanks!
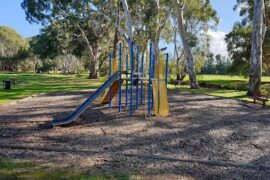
[{"left": 0, "top": 26, "right": 29, "bottom": 71}]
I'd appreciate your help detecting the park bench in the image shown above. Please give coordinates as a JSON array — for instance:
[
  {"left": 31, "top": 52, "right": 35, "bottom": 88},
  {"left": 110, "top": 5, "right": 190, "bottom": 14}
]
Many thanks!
[{"left": 250, "top": 93, "right": 269, "bottom": 106}]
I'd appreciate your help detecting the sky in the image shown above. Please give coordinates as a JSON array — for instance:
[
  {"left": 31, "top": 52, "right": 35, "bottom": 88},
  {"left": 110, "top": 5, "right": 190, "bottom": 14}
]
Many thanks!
[
  {"left": 0, "top": 0, "right": 241, "bottom": 57},
  {"left": 0, "top": 1, "right": 42, "bottom": 38},
  {"left": 208, "top": 0, "right": 241, "bottom": 57}
]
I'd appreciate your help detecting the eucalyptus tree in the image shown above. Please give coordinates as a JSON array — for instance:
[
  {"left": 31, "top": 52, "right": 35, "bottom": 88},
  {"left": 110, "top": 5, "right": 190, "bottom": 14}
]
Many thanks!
[
  {"left": 248, "top": 0, "right": 267, "bottom": 95},
  {"left": 21, "top": 0, "right": 117, "bottom": 78},
  {"left": 173, "top": 0, "right": 218, "bottom": 89},
  {"left": 145, "top": 0, "right": 171, "bottom": 59},
  {"left": 173, "top": 23, "right": 185, "bottom": 81},
  {"left": 229, "top": 0, "right": 269, "bottom": 95},
  {"left": 119, "top": 0, "right": 172, "bottom": 56},
  {"left": 0, "top": 26, "right": 28, "bottom": 71},
  {"left": 225, "top": 24, "right": 252, "bottom": 75},
  {"left": 248, "top": 0, "right": 266, "bottom": 95},
  {"left": 225, "top": 1, "right": 260, "bottom": 76}
]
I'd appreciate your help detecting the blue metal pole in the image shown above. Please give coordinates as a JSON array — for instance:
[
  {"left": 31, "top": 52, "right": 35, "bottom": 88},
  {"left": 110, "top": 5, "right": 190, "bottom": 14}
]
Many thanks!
[
  {"left": 109, "top": 53, "right": 112, "bottom": 108},
  {"left": 118, "top": 43, "right": 122, "bottom": 112},
  {"left": 148, "top": 43, "right": 152, "bottom": 114},
  {"left": 136, "top": 45, "right": 140, "bottom": 109},
  {"left": 129, "top": 41, "right": 134, "bottom": 116},
  {"left": 151, "top": 54, "right": 155, "bottom": 109},
  {"left": 140, "top": 52, "right": 144, "bottom": 105},
  {"left": 165, "top": 53, "right": 169, "bottom": 89},
  {"left": 125, "top": 54, "right": 128, "bottom": 107}
]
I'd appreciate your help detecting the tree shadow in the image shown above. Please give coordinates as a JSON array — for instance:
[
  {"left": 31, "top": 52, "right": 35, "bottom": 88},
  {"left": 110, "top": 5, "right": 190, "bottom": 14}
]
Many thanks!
[{"left": 0, "top": 90, "right": 269, "bottom": 178}]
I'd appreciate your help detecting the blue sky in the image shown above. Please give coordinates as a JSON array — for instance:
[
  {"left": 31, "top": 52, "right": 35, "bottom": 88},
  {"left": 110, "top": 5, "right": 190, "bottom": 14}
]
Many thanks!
[
  {"left": 0, "top": 0, "right": 241, "bottom": 57},
  {"left": 207, "top": 0, "right": 241, "bottom": 57},
  {"left": 211, "top": 0, "right": 241, "bottom": 33},
  {"left": 0, "top": 0, "right": 42, "bottom": 38}
]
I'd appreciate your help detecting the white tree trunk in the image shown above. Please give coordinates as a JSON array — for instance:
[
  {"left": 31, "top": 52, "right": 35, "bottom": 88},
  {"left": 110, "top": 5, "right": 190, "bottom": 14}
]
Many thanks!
[
  {"left": 77, "top": 25, "right": 100, "bottom": 78},
  {"left": 173, "top": 0, "right": 199, "bottom": 89},
  {"left": 248, "top": 0, "right": 265, "bottom": 96},
  {"left": 121, "top": 0, "right": 133, "bottom": 41}
]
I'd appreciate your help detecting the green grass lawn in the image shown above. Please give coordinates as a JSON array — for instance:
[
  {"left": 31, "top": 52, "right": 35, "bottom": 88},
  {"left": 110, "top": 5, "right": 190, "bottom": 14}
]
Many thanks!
[
  {"left": 1, "top": 72, "right": 270, "bottom": 106},
  {"left": 196, "top": 74, "right": 270, "bottom": 92},
  {"left": 0, "top": 158, "right": 129, "bottom": 180},
  {"left": 169, "top": 74, "right": 270, "bottom": 106},
  {"left": 177, "top": 74, "right": 270, "bottom": 92},
  {"left": 0, "top": 72, "right": 105, "bottom": 104}
]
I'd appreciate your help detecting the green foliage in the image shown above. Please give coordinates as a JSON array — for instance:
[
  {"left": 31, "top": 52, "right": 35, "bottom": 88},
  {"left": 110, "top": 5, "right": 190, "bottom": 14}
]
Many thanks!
[
  {"left": 226, "top": 0, "right": 270, "bottom": 75},
  {"left": 0, "top": 26, "right": 28, "bottom": 49},
  {"left": 215, "top": 55, "right": 231, "bottom": 74},
  {"left": 35, "top": 59, "right": 56, "bottom": 73},
  {"left": 201, "top": 54, "right": 231, "bottom": 75},
  {"left": 184, "top": 0, "right": 219, "bottom": 26},
  {"left": 234, "top": 0, "right": 270, "bottom": 27},
  {"left": 30, "top": 26, "right": 64, "bottom": 59},
  {"left": 193, "top": 49, "right": 206, "bottom": 73},
  {"left": 22, "top": 0, "right": 116, "bottom": 78},
  {"left": 182, "top": 0, "right": 219, "bottom": 44},
  {"left": 0, "top": 26, "right": 29, "bottom": 71}
]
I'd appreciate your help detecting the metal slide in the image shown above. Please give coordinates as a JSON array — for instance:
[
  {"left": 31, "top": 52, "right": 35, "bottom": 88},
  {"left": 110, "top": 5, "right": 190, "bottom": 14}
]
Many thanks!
[{"left": 51, "top": 72, "right": 121, "bottom": 126}]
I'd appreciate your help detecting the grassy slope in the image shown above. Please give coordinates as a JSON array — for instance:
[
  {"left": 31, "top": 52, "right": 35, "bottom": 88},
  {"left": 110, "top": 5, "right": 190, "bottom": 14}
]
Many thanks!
[{"left": 0, "top": 72, "right": 105, "bottom": 104}]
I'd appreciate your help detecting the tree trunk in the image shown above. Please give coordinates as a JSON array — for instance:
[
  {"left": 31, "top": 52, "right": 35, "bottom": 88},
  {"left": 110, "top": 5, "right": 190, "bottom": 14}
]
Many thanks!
[
  {"left": 173, "top": 0, "right": 199, "bottom": 89},
  {"left": 152, "top": 39, "right": 160, "bottom": 60},
  {"left": 77, "top": 25, "right": 100, "bottom": 79},
  {"left": 121, "top": 0, "right": 133, "bottom": 42},
  {"left": 112, "top": 27, "right": 119, "bottom": 59},
  {"left": 89, "top": 58, "right": 99, "bottom": 78},
  {"left": 88, "top": 46, "right": 100, "bottom": 79},
  {"left": 112, "top": 3, "right": 120, "bottom": 59},
  {"left": 247, "top": 0, "right": 265, "bottom": 96}
]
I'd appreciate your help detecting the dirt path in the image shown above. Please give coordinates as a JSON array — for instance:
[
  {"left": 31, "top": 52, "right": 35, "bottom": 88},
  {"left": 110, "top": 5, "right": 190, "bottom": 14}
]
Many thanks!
[{"left": 0, "top": 90, "right": 269, "bottom": 179}]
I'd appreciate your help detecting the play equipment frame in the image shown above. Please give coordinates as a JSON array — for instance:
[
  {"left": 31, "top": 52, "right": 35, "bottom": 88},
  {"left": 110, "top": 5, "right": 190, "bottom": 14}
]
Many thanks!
[{"left": 107, "top": 41, "right": 169, "bottom": 116}]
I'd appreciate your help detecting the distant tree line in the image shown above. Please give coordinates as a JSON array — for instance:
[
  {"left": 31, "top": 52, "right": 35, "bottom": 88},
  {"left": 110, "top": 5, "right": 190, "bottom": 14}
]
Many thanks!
[{"left": 201, "top": 54, "right": 232, "bottom": 75}]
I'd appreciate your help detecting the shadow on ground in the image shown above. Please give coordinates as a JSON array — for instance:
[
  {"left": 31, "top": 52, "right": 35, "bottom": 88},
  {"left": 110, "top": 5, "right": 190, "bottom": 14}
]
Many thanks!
[{"left": 0, "top": 90, "right": 269, "bottom": 179}]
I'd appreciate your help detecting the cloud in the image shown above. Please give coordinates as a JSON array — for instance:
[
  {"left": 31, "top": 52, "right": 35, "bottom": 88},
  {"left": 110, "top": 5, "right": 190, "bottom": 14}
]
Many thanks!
[{"left": 207, "top": 30, "right": 229, "bottom": 58}]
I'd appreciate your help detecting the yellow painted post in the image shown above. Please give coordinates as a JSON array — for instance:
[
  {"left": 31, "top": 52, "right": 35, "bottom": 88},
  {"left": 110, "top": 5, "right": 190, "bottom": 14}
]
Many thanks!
[
  {"left": 152, "top": 80, "right": 169, "bottom": 116},
  {"left": 152, "top": 56, "right": 169, "bottom": 116},
  {"left": 112, "top": 58, "right": 118, "bottom": 73}
]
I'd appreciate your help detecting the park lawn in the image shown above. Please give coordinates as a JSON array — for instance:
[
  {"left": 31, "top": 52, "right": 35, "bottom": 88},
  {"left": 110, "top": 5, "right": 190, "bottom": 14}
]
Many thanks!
[
  {"left": 169, "top": 84, "right": 248, "bottom": 100},
  {"left": 1, "top": 73, "right": 270, "bottom": 106},
  {"left": 169, "top": 75, "right": 270, "bottom": 106},
  {"left": 182, "top": 74, "right": 270, "bottom": 92},
  {"left": 0, "top": 157, "right": 130, "bottom": 180},
  {"left": 0, "top": 72, "right": 105, "bottom": 105},
  {"left": 200, "top": 75, "right": 270, "bottom": 91},
  {"left": 174, "top": 74, "right": 270, "bottom": 104}
]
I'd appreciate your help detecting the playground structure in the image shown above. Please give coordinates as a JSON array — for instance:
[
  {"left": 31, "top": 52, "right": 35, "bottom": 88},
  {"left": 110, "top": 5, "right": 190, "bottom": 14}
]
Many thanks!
[
  {"left": 51, "top": 41, "right": 169, "bottom": 126},
  {"left": 50, "top": 0, "right": 170, "bottom": 126},
  {"left": 100, "top": 41, "right": 169, "bottom": 116}
]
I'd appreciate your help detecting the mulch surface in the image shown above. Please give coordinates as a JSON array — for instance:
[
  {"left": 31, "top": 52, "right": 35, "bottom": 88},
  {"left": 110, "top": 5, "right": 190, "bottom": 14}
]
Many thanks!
[{"left": 0, "top": 90, "right": 269, "bottom": 179}]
